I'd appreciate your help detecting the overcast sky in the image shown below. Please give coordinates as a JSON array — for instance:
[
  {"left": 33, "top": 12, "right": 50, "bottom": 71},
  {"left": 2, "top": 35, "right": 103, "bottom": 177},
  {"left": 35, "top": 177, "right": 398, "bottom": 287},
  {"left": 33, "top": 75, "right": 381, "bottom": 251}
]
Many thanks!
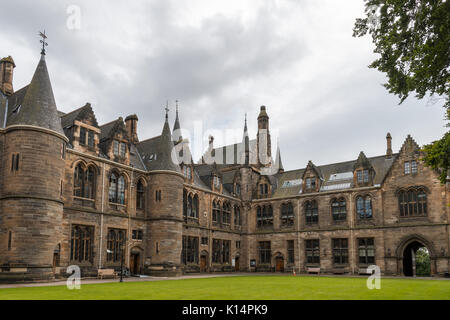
[{"left": 1, "top": 0, "right": 447, "bottom": 170}]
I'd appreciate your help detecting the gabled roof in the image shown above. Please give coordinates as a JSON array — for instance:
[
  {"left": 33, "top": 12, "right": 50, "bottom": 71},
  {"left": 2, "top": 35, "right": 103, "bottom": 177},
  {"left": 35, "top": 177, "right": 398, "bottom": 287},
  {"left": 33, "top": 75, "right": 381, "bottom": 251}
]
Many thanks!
[
  {"left": 353, "top": 151, "right": 373, "bottom": 170},
  {"left": 6, "top": 55, "right": 64, "bottom": 135},
  {"left": 60, "top": 102, "right": 98, "bottom": 129},
  {"left": 99, "top": 117, "right": 127, "bottom": 141}
]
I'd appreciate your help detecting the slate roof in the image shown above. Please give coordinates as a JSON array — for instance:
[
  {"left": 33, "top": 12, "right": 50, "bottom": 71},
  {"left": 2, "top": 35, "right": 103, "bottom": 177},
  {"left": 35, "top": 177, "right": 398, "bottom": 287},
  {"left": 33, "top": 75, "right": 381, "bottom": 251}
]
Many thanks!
[
  {"left": 272, "top": 153, "right": 398, "bottom": 198},
  {"left": 6, "top": 55, "right": 64, "bottom": 135},
  {"left": 136, "top": 118, "right": 180, "bottom": 173}
]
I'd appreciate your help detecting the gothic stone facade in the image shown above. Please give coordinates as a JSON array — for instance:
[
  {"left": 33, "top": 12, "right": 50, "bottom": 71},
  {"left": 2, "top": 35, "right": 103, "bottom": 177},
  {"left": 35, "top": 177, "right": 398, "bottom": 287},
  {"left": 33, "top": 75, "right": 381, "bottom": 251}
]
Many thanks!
[{"left": 0, "top": 53, "right": 449, "bottom": 282}]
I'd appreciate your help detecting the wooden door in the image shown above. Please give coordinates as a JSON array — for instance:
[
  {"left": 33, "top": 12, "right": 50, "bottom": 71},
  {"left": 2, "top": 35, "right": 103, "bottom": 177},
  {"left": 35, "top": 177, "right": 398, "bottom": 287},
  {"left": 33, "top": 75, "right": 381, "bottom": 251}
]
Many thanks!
[
  {"left": 200, "top": 256, "right": 207, "bottom": 272},
  {"left": 235, "top": 257, "right": 240, "bottom": 272},
  {"left": 130, "top": 253, "right": 140, "bottom": 274},
  {"left": 275, "top": 257, "right": 284, "bottom": 272}
]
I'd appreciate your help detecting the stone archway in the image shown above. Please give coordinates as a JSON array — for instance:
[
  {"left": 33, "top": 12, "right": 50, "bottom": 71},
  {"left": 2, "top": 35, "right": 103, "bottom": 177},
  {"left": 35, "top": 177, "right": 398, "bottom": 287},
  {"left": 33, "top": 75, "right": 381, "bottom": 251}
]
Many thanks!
[
  {"left": 129, "top": 246, "right": 143, "bottom": 275},
  {"left": 200, "top": 250, "right": 209, "bottom": 273},
  {"left": 396, "top": 235, "right": 435, "bottom": 277},
  {"left": 274, "top": 252, "right": 285, "bottom": 272}
]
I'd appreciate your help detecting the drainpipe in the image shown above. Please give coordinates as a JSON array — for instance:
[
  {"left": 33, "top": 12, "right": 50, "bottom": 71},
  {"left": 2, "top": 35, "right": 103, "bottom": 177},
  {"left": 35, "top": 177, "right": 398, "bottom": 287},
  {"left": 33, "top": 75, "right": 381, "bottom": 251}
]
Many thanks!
[{"left": 98, "top": 162, "right": 106, "bottom": 269}]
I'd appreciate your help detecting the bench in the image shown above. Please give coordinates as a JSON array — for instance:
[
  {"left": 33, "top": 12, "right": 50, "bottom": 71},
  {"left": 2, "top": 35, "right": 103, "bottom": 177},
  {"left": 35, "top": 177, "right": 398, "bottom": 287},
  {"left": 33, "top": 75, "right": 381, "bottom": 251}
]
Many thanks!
[
  {"left": 307, "top": 267, "right": 321, "bottom": 274},
  {"left": 358, "top": 268, "right": 373, "bottom": 275},
  {"left": 98, "top": 269, "right": 118, "bottom": 279}
]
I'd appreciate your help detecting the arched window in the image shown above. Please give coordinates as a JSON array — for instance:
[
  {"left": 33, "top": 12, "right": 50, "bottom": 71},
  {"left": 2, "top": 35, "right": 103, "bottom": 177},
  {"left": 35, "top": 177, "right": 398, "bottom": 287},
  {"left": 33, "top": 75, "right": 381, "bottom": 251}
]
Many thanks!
[
  {"left": 331, "top": 198, "right": 347, "bottom": 221},
  {"left": 109, "top": 172, "right": 126, "bottom": 205},
  {"left": 356, "top": 196, "right": 372, "bottom": 219},
  {"left": 281, "top": 202, "right": 294, "bottom": 226},
  {"left": 235, "top": 183, "right": 241, "bottom": 195},
  {"left": 74, "top": 164, "right": 95, "bottom": 199},
  {"left": 398, "top": 188, "right": 427, "bottom": 217},
  {"left": 136, "top": 180, "right": 145, "bottom": 210},
  {"left": 183, "top": 190, "right": 188, "bottom": 219},
  {"left": 257, "top": 205, "right": 273, "bottom": 228},
  {"left": 193, "top": 194, "right": 199, "bottom": 218},
  {"left": 222, "top": 202, "right": 231, "bottom": 225},
  {"left": 305, "top": 200, "right": 318, "bottom": 224}
]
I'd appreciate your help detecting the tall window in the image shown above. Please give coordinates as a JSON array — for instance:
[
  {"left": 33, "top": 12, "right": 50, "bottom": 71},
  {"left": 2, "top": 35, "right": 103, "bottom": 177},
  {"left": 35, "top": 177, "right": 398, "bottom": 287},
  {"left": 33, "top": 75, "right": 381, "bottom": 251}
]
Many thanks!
[
  {"left": 109, "top": 173, "right": 126, "bottom": 205},
  {"left": 79, "top": 127, "right": 87, "bottom": 145},
  {"left": 331, "top": 198, "right": 347, "bottom": 221},
  {"left": 70, "top": 225, "right": 94, "bottom": 263},
  {"left": 113, "top": 141, "right": 126, "bottom": 157},
  {"left": 235, "top": 183, "right": 241, "bottom": 195},
  {"left": 11, "top": 153, "right": 19, "bottom": 172},
  {"left": 332, "top": 239, "right": 348, "bottom": 264},
  {"left": 257, "top": 205, "right": 273, "bottom": 228},
  {"left": 356, "top": 196, "right": 372, "bottom": 219},
  {"left": 212, "top": 239, "right": 230, "bottom": 264},
  {"left": 136, "top": 180, "right": 145, "bottom": 210},
  {"left": 182, "top": 236, "right": 199, "bottom": 264},
  {"left": 258, "top": 241, "right": 271, "bottom": 264},
  {"left": 287, "top": 240, "right": 295, "bottom": 264},
  {"left": 183, "top": 191, "right": 199, "bottom": 220},
  {"left": 281, "top": 202, "right": 294, "bottom": 227},
  {"left": 222, "top": 202, "right": 231, "bottom": 225},
  {"left": 73, "top": 164, "right": 95, "bottom": 199},
  {"left": 212, "top": 201, "right": 220, "bottom": 223},
  {"left": 305, "top": 200, "right": 318, "bottom": 224},
  {"left": 234, "top": 205, "right": 241, "bottom": 227},
  {"left": 398, "top": 188, "right": 427, "bottom": 217},
  {"left": 306, "top": 239, "right": 320, "bottom": 264},
  {"left": 358, "top": 238, "right": 375, "bottom": 265},
  {"left": 107, "top": 228, "right": 126, "bottom": 262},
  {"left": 87, "top": 130, "right": 95, "bottom": 147}
]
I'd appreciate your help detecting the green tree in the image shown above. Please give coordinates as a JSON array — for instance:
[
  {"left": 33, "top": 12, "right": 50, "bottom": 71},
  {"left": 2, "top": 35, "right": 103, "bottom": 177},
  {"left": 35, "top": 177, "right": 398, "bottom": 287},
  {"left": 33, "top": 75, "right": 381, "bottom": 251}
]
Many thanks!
[
  {"left": 353, "top": 0, "right": 450, "bottom": 183},
  {"left": 415, "top": 247, "right": 431, "bottom": 276}
]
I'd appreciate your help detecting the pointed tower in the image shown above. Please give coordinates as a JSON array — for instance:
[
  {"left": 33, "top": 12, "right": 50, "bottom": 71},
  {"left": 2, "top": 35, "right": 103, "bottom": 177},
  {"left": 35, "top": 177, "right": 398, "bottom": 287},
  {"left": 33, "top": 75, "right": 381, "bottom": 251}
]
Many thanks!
[
  {"left": 172, "top": 100, "right": 183, "bottom": 144},
  {"left": 274, "top": 144, "right": 284, "bottom": 173},
  {"left": 257, "top": 106, "right": 272, "bottom": 167},
  {"left": 0, "top": 50, "right": 68, "bottom": 281},
  {"left": 146, "top": 107, "right": 184, "bottom": 276}
]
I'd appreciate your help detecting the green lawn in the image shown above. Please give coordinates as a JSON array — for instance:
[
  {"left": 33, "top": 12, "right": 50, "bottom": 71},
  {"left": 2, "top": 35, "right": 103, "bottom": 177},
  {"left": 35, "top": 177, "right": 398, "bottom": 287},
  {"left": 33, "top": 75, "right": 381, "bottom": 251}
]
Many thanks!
[{"left": 1, "top": 275, "right": 449, "bottom": 300}]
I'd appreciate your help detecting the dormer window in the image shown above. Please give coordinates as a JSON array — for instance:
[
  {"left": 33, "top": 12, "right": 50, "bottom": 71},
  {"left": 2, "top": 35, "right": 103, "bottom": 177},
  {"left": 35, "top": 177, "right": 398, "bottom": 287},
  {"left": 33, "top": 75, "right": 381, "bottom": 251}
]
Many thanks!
[
  {"left": 357, "top": 169, "right": 369, "bottom": 184},
  {"left": 113, "top": 140, "right": 126, "bottom": 157},
  {"left": 213, "top": 176, "right": 220, "bottom": 189},
  {"left": 79, "top": 127, "right": 95, "bottom": 147},
  {"left": 305, "top": 177, "right": 316, "bottom": 191},
  {"left": 183, "top": 166, "right": 192, "bottom": 179},
  {"left": 259, "top": 183, "right": 268, "bottom": 195},
  {"left": 235, "top": 183, "right": 241, "bottom": 195}
]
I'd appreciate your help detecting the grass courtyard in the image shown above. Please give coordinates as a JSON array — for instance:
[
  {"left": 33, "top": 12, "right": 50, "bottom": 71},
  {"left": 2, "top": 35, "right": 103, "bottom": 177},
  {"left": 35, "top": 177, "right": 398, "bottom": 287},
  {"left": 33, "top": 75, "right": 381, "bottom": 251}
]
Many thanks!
[{"left": 0, "top": 275, "right": 449, "bottom": 300}]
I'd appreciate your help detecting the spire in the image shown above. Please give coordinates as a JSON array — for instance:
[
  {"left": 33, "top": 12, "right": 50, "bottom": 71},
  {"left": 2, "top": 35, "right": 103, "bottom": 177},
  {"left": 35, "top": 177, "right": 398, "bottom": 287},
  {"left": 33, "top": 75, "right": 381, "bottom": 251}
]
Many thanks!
[
  {"left": 7, "top": 53, "right": 64, "bottom": 135},
  {"left": 275, "top": 143, "right": 284, "bottom": 173},
  {"left": 173, "top": 99, "right": 183, "bottom": 143},
  {"left": 151, "top": 106, "right": 180, "bottom": 172},
  {"left": 242, "top": 113, "right": 250, "bottom": 166}
]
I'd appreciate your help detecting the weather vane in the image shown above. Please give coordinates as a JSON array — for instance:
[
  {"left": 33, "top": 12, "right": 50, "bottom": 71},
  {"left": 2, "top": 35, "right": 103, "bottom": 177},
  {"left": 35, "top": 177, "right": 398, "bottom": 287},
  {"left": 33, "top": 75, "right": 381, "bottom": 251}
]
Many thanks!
[
  {"left": 175, "top": 99, "right": 179, "bottom": 113},
  {"left": 39, "top": 30, "right": 48, "bottom": 55}
]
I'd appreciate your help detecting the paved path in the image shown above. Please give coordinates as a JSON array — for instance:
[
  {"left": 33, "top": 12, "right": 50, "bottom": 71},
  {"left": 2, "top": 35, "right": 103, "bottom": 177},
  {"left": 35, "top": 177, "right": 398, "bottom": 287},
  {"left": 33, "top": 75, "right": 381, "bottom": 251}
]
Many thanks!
[{"left": 0, "top": 272, "right": 448, "bottom": 289}]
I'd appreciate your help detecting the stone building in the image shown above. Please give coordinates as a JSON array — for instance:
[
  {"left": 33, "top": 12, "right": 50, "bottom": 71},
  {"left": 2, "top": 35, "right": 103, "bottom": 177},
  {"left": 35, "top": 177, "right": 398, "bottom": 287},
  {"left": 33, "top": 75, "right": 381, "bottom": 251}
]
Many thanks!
[{"left": 0, "top": 51, "right": 449, "bottom": 282}]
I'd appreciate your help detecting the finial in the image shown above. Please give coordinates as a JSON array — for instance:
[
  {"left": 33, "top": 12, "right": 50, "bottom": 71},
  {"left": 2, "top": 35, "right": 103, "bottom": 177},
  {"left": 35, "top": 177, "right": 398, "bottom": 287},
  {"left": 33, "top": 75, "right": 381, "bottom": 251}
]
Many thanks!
[
  {"left": 165, "top": 100, "right": 169, "bottom": 120},
  {"left": 39, "top": 30, "right": 48, "bottom": 55},
  {"left": 176, "top": 99, "right": 179, "bottom": 112}
]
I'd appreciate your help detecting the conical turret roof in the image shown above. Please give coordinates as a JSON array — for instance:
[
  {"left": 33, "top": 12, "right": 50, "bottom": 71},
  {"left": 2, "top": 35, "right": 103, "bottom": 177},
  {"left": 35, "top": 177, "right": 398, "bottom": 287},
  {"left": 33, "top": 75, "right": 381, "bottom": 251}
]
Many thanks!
[{"left": 7, "top": 54, "right": 64, "bottom": 135}]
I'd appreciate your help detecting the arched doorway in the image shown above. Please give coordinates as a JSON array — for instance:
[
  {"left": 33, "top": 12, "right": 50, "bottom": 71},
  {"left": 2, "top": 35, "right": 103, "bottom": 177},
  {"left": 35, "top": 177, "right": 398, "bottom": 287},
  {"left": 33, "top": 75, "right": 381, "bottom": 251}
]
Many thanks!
[
  {"left": 403, "top": 241, "right": 431, "bottom": 277},
  {"left": 129, "top": 247, "right": 142, "bottom": 275},
  {"left": 235, "top": 255, "right": 240, "bottom": 272}
]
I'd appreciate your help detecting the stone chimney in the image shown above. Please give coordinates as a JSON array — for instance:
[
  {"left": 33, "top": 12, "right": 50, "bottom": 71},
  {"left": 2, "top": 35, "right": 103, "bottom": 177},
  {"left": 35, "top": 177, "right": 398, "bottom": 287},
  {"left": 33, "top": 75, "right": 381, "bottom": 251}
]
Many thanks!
[
  {"left": 125, "top": 114, "right": 139, "bottom": 144},
  {"left": 386, "top": 132, "right": 392, "bottom": 159},
  {"left": 0, "top": 56, "right": 15, "bottom": 95}
]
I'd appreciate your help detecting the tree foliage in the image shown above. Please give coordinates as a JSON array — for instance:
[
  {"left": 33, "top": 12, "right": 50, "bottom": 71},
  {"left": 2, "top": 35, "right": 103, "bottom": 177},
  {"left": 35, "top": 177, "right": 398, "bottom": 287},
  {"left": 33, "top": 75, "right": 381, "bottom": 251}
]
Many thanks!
[
  {"left": 353, "top": 0, "right": 449, "bottom": 106},
  {"left": 354, "top": 0, "right": 450, "bottom": 184}
]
